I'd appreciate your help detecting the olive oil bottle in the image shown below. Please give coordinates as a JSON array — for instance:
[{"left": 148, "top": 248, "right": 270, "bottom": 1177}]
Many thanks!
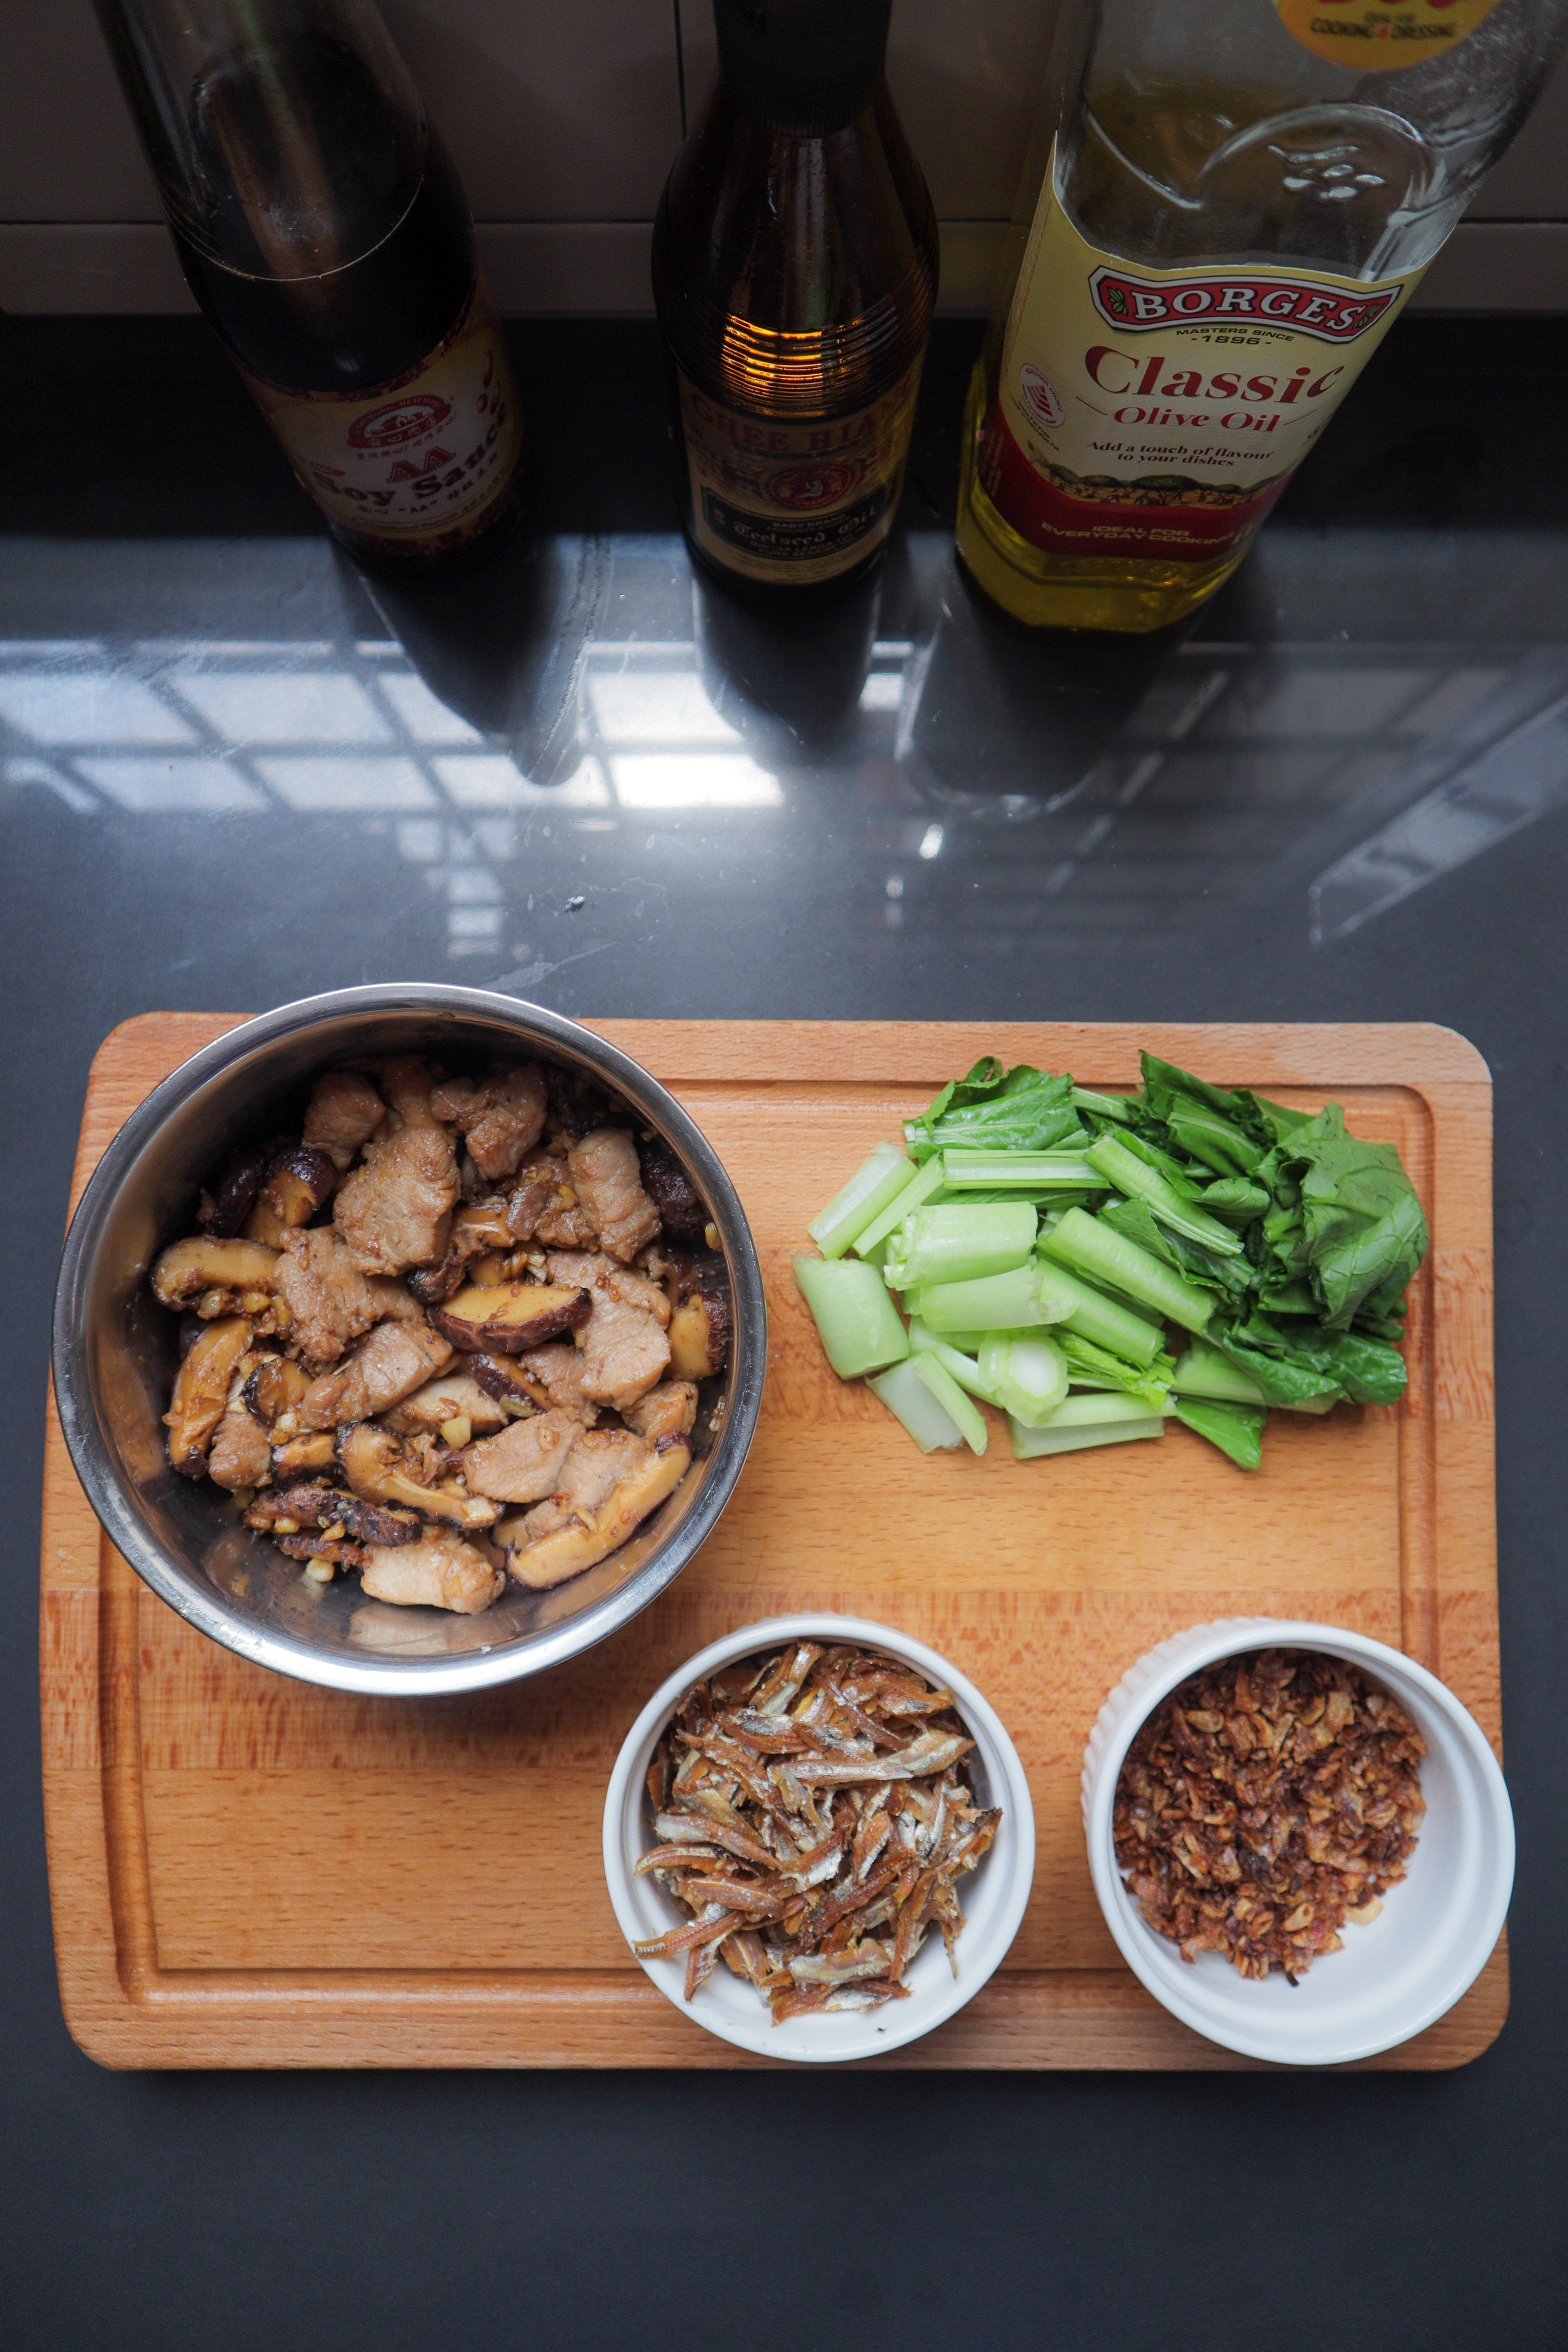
[
  {"left": 958, "top": 0, "right": 1568, "bottom": 630},
  {"left": 653, "top": 0, "right": 938, "bottom": 591}
]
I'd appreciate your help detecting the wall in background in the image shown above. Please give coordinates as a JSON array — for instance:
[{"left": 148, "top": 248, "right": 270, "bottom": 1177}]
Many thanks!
[{"left": 3, "top": 0, "right": 1566, "bottom": 314}]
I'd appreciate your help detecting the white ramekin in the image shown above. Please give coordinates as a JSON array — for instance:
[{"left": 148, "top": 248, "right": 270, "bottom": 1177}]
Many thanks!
[
  {"left": 1082, "top": 1617, "right": 1515, "bottom": 2066},
  {"left": 602, "top": 1613, "right": 1036, "bottom": 2063}
]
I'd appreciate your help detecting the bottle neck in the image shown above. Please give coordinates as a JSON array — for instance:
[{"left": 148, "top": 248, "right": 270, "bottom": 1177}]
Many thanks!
[{"left": 712, "top": 0, "right": 892, "bottom": 134}]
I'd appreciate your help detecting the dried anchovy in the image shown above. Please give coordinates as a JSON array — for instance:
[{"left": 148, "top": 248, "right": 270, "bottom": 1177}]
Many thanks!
[
  {"left": 1113, "top": 1648, "right": 1426, "bottom": 1983},
  {"left": 634, "top": 1642, "right": 1001, "bottom": 2024}
]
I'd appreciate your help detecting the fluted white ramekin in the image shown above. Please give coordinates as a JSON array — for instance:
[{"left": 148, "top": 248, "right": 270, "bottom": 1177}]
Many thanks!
[
  {"left": 603, "top": 1613, "right": 1036, "bottom": 2063},
  {"left": 1082, "top": 1617, "right": 1514, "bottom": 2066}
]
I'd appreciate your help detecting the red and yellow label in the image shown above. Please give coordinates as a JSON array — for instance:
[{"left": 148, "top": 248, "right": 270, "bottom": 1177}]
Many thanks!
[
  {"left": 1275, "top": 0, "right": 1505, "bottom": 70},
  {"left": 240, "top": 277, "right": 524, "bottom": 552},
  {"left": 678, "top": 361, "right": 922, "bottom": 586},
  {"left": 976, "top": 149, "right": 1424, "bottom": 565}
]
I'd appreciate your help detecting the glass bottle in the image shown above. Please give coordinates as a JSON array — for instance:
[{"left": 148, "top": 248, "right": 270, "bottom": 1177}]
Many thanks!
[
  {"left": 93, "top": 0, "right": 526, "bottom": 564},
  {"left": 957, "top": 0, "right": 1568, "bottom": 630},
  {"left": 653, "top": 0, "right": 938, "bottom": 592}
]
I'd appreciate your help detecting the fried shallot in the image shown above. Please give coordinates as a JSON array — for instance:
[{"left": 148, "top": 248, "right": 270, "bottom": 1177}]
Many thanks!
[
  {"left": 1113, "top": 1647, "right": 1426, "bottom": 1983},
  {"left": 633, "top": 1643, "right": 1000, "bottom": 2023}
]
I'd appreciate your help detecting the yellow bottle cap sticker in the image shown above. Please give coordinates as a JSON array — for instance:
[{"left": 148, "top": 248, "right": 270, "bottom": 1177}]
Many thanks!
[{"left": 1275, "top": 0, "right": 1503, "bottom": 70}]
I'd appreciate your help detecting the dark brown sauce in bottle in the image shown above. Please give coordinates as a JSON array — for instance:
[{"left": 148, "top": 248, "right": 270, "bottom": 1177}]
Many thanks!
[{"left": 653, "top": 0, "right": 938, "bottom": 593}]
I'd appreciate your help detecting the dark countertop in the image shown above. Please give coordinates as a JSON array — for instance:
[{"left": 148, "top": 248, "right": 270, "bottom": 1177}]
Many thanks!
[{"left": 3, "top": 309, "right": 1566, "bottom": 2348}]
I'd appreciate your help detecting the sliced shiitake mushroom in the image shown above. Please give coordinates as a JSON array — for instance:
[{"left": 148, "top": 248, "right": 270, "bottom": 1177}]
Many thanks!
[
  {"left": 242, "top": 1145, "right": 336, "bottom": 1248},
  {"left": 667, "top": 1289, "right": 730, "bottom": 1381},
  {"left": 468, "top": 1351, "right": 549, "bottom": 1410},
  {"left": 151, "top": 1236, "right": 280, "bottom": 1316},
  {"left": 637, "top": 1136, "right": 708, "bottom": 1237},
  {"left": 335, "top": 1421, "right": 499, "bottom": 1531},
  {"left": 429, "top": 1280, "right": 592, "bottom": 1355},
  {"left": 501, "top": 1437, "right": 690, "bottom": 1590},
  {"left": 164, "top": 1314, "right": 252, "bottom": 1477},
  {"left": 271, "top": 1430, "right": 337, "bottom": 1479},
  {"left": 242, "top": 1352, "right": 312, "bottom": 1428},
  {"left": 197, "top": 1144, "right": 271, "bottom": 1239},
  {"left": 245, "top": 1481, "right": 422, "bottom": 1548}
]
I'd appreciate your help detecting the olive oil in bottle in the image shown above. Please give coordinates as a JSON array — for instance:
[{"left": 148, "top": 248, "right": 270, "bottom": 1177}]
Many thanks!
[
  {"left": 958, "top": 0, "right": 1568, "bottom": 630},
  {"left": 653, "top": 0, "right": 938, "bottom": 591}
]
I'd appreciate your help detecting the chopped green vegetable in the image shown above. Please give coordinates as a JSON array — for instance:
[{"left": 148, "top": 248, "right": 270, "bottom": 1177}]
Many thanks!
[
  {"left": 808, "top": 1141, "right": 916, "bottom": 1259},
  {"left": 910, "top": 1352, "right": 989, "bottom": 1455},
  {"left": 1060, "top": 1333, "right": 1174, "bottom": 1412},
  {"left": 1276, "top": 1103, "right": 1431, "bottom": 1330},
  {"left": 868, "top": 1359, "right": 965, "bottom": 1452},
  {"left": 1170, "top": 1396, "right": 1266, "bottom": 1470},
  {"left": 941, "top": 1149, "right": 1102, "bottom": 1190},
  {"left": 791, "top": 1255, "right": 910, "bottom": 1379},
  {"left": 851, "top": 1153, "right": 946, "bottom": 1260},
  {"left": 904, "top": 1059, "right": 1081, "bottom": 1161},
  {"left": 912, "top": 1260, "right": 1071, "bottom": 1334},
  {"left": 798, "top": 1041, "right": 1429, "bottom": 1480},
  {"left": 1084, "top": 1132, "right": 1244, "bottom": 1255},
  {"left": 978, "top": 1331, "right": 1068, "bottom": 1425},
  {"left": 1035, "top": 1261, "right": 1164, "bottom": 1368},
  {"left": 1009, "top": 1405, "right": 1165, "bottom": 1458},
  {"left": 883, "top": 1202, "right": 1037, "bottom": 1292},
  {"left": 1069, "top": 1086, "right": 1132, "bottom": 1123},
  {"left": 908, "top": 1322, "right": 1004, "bottom": 1405},
  {"left": 1041, "top": 1207, "right": 1214, "bottom": 1335},
  {"left": 1171, "top": 1337, "right": 1268, "bottom": 1405}
]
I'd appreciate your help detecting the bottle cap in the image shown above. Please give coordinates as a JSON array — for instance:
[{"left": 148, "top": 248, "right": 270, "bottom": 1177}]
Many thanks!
[{"left": 712, "top": 0, "right": 893, "bottom": 135}]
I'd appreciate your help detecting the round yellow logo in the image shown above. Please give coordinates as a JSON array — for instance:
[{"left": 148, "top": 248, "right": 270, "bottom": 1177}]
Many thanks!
[{"left": 1275, "top": 0, "right": 1504, "bottom": 71}]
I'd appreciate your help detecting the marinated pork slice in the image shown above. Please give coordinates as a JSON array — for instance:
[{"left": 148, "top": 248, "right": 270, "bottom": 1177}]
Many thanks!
[
  {"left": 504, "top": 1148, "right": 568, "bottom": 1243},
  {"left": 299, "top": 1318, "right": 453, "bottom": 1430},
  {"left": 547, "top": 1250, "right": 670, "bottom": 1325},
  {"left": 471, "top": 1341, "right": 600, "bottom": 1425},
  {"left": 375, "top": 1056, "right": 446, "bottom": 1129},
  {"left": 381, "top": 1372, "right": 507, "bottom": 1437},
  {"left": 274, "top": 1227, "right": 390, "bottom": 1367},
  {"left": 302, "top": 1070, "right": 386, "bottom": 1169},
  {"left": 568, "top": 1127, "right": 662, "bottom": 1263},
  {"left": 333, "top": 1121, "right": 460, "bottom": 1276},
  {"left": 431, "top": 1066, "right": 549, "bottom": 1181},
  {"left": 360, "top": 1529, "right": 506, "bottom": 1614},
  {"left": 461, "top": 1406, "right": 585, "bottom": 1503},
  {"left": 514, "top": 1425, "right": 653, "bottom": 1540},
  {"left": 622, "top": 1379, "right": 699, "bottom": 1442},
  {"left": 547, "top": 1249, "right": 670, "bottom": 1412}
]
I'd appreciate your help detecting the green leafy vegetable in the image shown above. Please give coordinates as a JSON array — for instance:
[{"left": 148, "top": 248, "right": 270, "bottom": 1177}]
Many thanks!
[
  {"left": 801, "top": 1040, "right": 1429, "bottom": 1478},
  {"left": 1170, "top": 1396, "right": 1266, "bottom": 1470},
  {"left": 904, "top": 1059, "right": 1080, "bottom": 1161}
]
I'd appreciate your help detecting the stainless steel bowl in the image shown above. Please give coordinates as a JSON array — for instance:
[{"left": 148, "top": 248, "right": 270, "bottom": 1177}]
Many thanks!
[{"left": 53, "top": 985, "right": 766, "bottom": 1696}]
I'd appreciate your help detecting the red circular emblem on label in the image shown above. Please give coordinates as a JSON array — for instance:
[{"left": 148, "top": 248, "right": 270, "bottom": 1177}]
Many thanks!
[
  {"left": 760, "top": 461, "right": 861, "bottom": 510},
  {"left": 1020, "top": 365, "right": 1065, "bottom": 428},
  {"left": 348, "top": 392, "right": 453, "bottom": 451}
]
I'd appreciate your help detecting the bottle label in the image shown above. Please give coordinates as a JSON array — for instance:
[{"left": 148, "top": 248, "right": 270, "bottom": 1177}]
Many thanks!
[
  {"left": 977, "top": 148, "right": 1423, "bottom": 565},
  {"left": 1274, "top": 0, "right": 1505, "bottom": 72},
  {"left": 677, "top": 361, "right": 922, "bottom": 585},
  {"left": 238, "top": 277, "right": 524, "bottom": 551}
]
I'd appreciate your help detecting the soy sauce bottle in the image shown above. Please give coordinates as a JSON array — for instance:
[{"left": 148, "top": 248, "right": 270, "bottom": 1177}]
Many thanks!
[
  {"left": 653, "top": 0, "right": 938, "bottom": 592},
  {"left": 93, "top": 0, "right": 525, "bottom": 564}
]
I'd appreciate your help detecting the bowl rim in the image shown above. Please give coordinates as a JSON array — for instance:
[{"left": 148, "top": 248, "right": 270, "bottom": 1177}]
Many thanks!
[
  {"left": 52, "top": 982, "right": 768, "bottom": 1698},
  {"left": 1081, "top": 1615, "right": 1516, "bottom": 2066},
  {"left": 600, "top": 1610, "right": 1038, "bottom": 2064}
]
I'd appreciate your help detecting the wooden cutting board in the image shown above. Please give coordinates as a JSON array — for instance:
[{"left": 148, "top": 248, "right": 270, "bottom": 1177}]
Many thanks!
[{"left": 41, "top": 1016, "right": 1502, "bottom": 2069}]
